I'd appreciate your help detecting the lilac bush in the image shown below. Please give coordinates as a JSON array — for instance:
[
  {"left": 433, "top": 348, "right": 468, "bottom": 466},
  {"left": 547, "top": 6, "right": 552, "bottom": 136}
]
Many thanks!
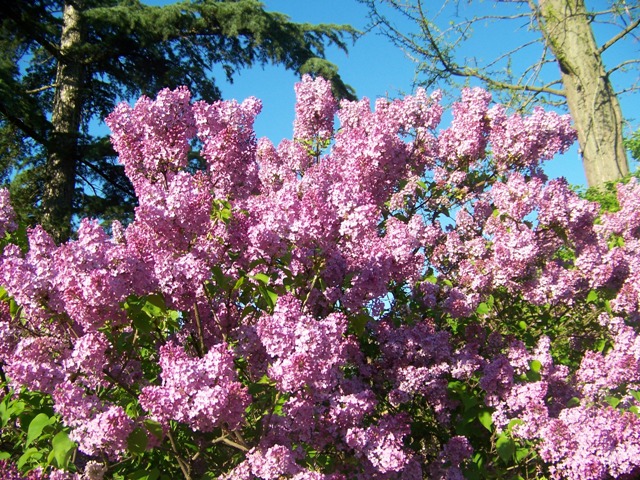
[{"left": 0, "top": 76, "right": 638, "bottom": 479}]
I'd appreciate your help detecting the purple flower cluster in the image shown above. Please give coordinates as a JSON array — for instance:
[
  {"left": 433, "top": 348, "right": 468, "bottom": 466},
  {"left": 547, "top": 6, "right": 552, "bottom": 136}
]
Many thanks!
[
  {"left": 0, "top": 75, "right": 639, "bottom": 478},
  {"left": 256, "top": 295, "right": 348, "bottom": 393},
  {"left": 139, "top": 342, "right": 250, "bottom": 432},
  {"left": 479, "top": 328, "right": 640, "bottom": 479},
  {"left": 0, "top": 188, "right": 17, "bottom": 238},
  {"left": 294, "top": 74, "right": 338, "bottom": 143}
]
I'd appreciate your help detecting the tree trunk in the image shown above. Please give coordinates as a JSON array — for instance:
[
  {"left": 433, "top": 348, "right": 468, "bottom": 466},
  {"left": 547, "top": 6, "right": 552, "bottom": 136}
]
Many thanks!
[
  {"left": 535, "top": 0, "right": 629, "bottom": 187},
  {"left": 43, "top": 0, "right": 84, "bottom": 242}
]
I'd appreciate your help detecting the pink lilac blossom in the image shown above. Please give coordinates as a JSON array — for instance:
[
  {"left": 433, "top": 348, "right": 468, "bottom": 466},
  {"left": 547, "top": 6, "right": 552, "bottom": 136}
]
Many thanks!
[
  {"left": 0, "top": 302, "right": 18, "bottom": 361},
  {"left": 0, "top": 460, "right": 43, "bottom": 480},
  {"left": 345, "top": 416, "right": 412, "bottom": 474},
  {"left": 69, "top": 406, "right": 134, "bottom": 460},
  {"left": 81, "top": 462, "right": 107, "bottom": 480},
  {"left": 245, "top": 444, "right": 302, "bottom": 479},
  {"left": 327, "top": 390, "right": 378, "bottom": 434},
  {"left": 3, "top": 76, "right": 640, "bottom": 478},
  {"left": 4, "top": 336, "right": 68, "bottom": 393},
  {"left": 0, "top": 227, "right": 59, "bottom": 330},
  {"left": 488, "top": 104, "right": 575, "bottom": 172},
  {"left": 479, "top": 355, "right": 514, "bottom": 402},
  {"left": 438, "top": 87, "right": 492, "bottom": 164},
  {"left": 256, "top": 294, "right": 348, "bottom": 393},
  {"left": 293, "top": 74, "right": 338, "bottom": 143},
  {"left": 63, "top": 331, "right": 109, "bottom": 389},
  {"left": 193, "top": 96, "right": 261, "bottom": 200},
  {"left": 48, "top": 470, "right": 80, "bottom": 480},
  {"left": 106, "top": 86, "right": 196, "bottom": 189},
  {"left": 576, "top": 323, "right": 640, "bottom": 401},
  {"left": 539, "top": 406, "right": 640, "bottom": 480},
  {"left": 139, "top": 342, "right": 250, "bottom": 431},
  {"left": 482, "top": 331, "right": 640, "bottom": 478},
  {"left": 428, "top": 436, "right": 474, "bottom": 480},
  {"left": 52, "top": 380, "right": 104, "bottom": 428},
  {"left": 0, "top": 188, "right": 17, "bottom": 238}
]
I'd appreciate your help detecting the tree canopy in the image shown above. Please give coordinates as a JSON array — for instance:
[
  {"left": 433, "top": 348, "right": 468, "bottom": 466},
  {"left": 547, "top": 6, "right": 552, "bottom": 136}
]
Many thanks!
[{"left": 0, "top": 0, "right": 356, "bottom": 241}]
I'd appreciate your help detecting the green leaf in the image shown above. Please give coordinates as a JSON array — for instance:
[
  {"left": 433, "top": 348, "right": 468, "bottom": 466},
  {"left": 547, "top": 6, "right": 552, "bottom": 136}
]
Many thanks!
[
  {"left": 586, "top": 290, "right": 598, "bottom": 303},
  {"left": 530, "top": 360, "right": 542, "bottom": 374},
  {"left": 142, "top": 294, "right": 166, "bottom": 317},
  {"left": 26, "top": 412, "right": 51, "bottom": 447},
  {"left": 349, "top": 314, "right": 369, "bottom": 336},
  {"left": 605, "top": 299, "right": 613, "bottom": 314},
  {"left": 515, "top": 447, "right": 530, "bottom": 462},
  {"left": 127, "top": 427, "right": 149, "bottom": 455},
  {"left": 507, "top": 418, "right": 523, "bottom": 433},
  {"left": 630, "top": 390, "right": 640, "bottom": 402},
  {"left": 273, "top": 393, "right": 288, "bottom": 417},
  {"left": 130, "top": 309, "right": 153, "bottom": 334},
  {"left": 143, "top": 419, "right": 164, "bottom": 441},
  {"left": 233, "top": 276, "right": 245, "bottom": 291},
  {"left": 496, "top": 434, "right": 515, "bottom": 463},
  {"left": 258, "top": 284, "right": 278, "bottom": 310},
  {"left": 51, "top": 430, "right": 75, "bottom": 469},
  {"left": 1, "top": 399, "right": 25, "bottom": 427},
  {"left": 9, "top": 298, "right": 20, "bottom": 317},
  {"left": 211, "top": 266, "right": 226, "bottom": 288},
  {"left": 595, "top": 338, "right": 608, "bottom": 353},
  {"left": 476, "top": 302, "right": 490, "bottom": 315},
  {"left": 605, "top": 396, "right": 621, "bottom": 408},
  {"left": 526, "top": 360, "right": 542, "bottom": 381},
  {"left": 17, "top": 447, "right": 41, "bottom": 470},
  {"left": 518, "top": 320, "right": 527, "bottom": 331},
  {"left": 128, "top": 469, "right": 160, "bottom": 480},
  {"left": 257, "top": 374, "right": 276, "bottom": 386},
  {"left": 477, "top": 410, "right": 493, "bottom": 431},
  {"left": 250, "top": 273, "right": 270, "bottom": 284},
  {"left": 0, "top": 451, "right": 10, "bottom": 460},
  {"left": 566, "top": 397, "right": 581, "bottom": 408}
]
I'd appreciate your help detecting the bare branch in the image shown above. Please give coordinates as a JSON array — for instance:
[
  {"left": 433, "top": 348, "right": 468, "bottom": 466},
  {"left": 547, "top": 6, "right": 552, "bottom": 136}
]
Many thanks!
[
  {"left": 25, "top": 84, "right": 57, "bottom": 95},
  {"left": 616, "top": 86, "right": 639, "bottom": 96},
  {"left": 484, "top": 38, "right": 545, "bottom": 71},
  {"left": 607, "top": 58, "right": 640, "bottom": 76},
  {"left": 599, "top": 16, "right": 640, "bottom": 54}
]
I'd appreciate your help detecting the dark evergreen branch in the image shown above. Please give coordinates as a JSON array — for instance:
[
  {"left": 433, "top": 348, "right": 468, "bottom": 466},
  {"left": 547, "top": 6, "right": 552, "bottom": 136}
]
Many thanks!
[
  {"left": 0, "top": 103, "right": 49, "bottom": 147},
  {"left": 3, "top": 2, "right": 61, "bottom": 60}
]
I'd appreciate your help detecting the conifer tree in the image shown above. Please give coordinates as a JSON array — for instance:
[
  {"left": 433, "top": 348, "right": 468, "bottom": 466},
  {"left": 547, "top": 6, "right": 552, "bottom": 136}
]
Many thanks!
[{"left": 0, "top": 0, "right": 355, "bottom": 241}]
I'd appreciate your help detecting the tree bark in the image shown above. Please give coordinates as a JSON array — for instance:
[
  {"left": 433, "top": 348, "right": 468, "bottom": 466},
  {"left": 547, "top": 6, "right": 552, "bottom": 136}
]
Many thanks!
[
  {"left": 43, "top": 0, "right": 85, "bottom": 242},
  {"left": 535, "top": 0, "right": 629, "bottom": 187}
]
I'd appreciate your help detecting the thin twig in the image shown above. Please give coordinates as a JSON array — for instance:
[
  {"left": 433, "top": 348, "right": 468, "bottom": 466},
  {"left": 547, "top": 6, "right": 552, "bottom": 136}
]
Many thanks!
[
  {"left": 599, "top": 16, "right": 640, "bottom": 54},
  {"left": 193, "top": 302, "right": 206, "bottom": 357},
  {"left": 212, "top": 434, "right": 250, "bottom": 452},
  {"left": 25, "top": 84, "right": 57, "bottom": 94},
  {"left": 167, "top": 428, "right": 191, "bottom": 480}
]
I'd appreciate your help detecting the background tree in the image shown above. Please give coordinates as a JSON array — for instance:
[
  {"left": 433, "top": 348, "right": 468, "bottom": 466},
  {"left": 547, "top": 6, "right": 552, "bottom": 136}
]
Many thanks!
[
  {"left": 0, "top": 0, "right": 356, "bottom": 241},
  {"left": 361, "top": 0, "right": 639, "bottom": 187}
]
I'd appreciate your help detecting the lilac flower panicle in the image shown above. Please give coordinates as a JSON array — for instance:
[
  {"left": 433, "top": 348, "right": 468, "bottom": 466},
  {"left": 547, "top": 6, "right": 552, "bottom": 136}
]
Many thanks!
[
  {"left": 0, "top": 188, "right": 17, "bottom": 238},
  {"left": 139, "top": 342, "right": 250, "bottom": 432},
  {"left": 69, "top": 406, "right": 134, "bottom": 460},
  {"left": 2, "top": 77, "right": 640, "bottom": 479},
  {"left": 294, "top": 74, "right": 338, "bottom": 143}
]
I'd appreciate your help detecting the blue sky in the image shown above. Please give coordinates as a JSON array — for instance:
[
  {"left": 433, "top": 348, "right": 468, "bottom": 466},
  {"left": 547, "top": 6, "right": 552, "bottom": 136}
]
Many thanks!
[{"left": 141, "top": 0, "right": 639, "bottom": 188}]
